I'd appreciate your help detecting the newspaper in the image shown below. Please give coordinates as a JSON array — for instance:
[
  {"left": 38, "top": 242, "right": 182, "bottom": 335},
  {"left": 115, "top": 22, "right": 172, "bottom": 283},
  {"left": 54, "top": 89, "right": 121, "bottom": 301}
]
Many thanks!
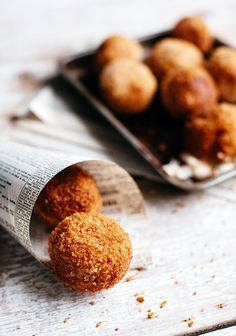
[{"left": 0, "top": 141, "right": 150, "bottom": 271}]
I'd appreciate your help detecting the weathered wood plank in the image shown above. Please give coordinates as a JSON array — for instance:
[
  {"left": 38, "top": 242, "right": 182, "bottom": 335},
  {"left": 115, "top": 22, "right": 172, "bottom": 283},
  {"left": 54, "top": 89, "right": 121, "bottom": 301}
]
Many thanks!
[
  {"left": 1, "top": 179, "right": 236, "bottom": 335},
  {"left": 1, "top": 1, "right": 236, "bottom": 335}
]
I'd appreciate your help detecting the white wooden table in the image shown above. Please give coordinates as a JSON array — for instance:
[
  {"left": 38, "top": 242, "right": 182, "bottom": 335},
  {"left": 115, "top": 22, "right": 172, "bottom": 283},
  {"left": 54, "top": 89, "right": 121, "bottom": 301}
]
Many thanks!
[{"left": 1, "top": 1, "right": 236, "bottom": 335}]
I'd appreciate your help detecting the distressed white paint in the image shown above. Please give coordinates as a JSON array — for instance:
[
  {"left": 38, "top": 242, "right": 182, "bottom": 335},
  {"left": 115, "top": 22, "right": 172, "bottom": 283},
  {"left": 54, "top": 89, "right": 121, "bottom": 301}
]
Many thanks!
[{"left": 0, "top": 1, "right": 236, "bottom": 335}]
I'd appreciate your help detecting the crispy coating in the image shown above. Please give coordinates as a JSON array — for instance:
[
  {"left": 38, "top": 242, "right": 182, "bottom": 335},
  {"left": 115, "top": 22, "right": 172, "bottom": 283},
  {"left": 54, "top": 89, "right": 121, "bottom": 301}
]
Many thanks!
[
  {"left": 100, "top": 58, "right": 158, "bottom": 114},
  {"left": 161, "top": 67, "right": 218, "bottom": 118},
  {"left": 147, "top": 38, "right": 203, "bottom": 78},
  {"left": 184, "top": 103, "right": 236, "bottom": 162},
  {"left": 48, "top": 212, "right": 132, "bottom": 292},
  {"left": 208, "top": 46, "right": 236, "bottom": 103},
  {"left": 95, "top": 34, "right": 143, "bottom": 70},
  {"left": 35, "top": 165, "right": 102, "bottom": 228},
  {"left": 172, "top": 16, "right": 214, "bottom": 53}
]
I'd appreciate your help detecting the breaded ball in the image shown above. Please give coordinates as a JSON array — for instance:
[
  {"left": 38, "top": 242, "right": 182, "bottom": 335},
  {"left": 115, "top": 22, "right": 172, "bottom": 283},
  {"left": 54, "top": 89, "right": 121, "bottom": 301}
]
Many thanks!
[
  {"left": 172, "top": 16, "right": 214, "bottom": 53},
  {"left": 95, "top": 34, "right": 143, "bottom": 70},
  {"left": 208, "top": 46, "right": 236, "bottom": 103},
  {"left": 100, "top": 58, "right": 158, "bottom": 114},
  {"left": 48, "top": 212, "right": 132, "bottom": 292},
  {"left": 184, "top": 103, "right": 236, "bottom": 162},
  {"left": 35, "top": 165, "right": 102, "bottom": 228},
  {"left": 161, "top": 67, "right": 218, "bottom": 118},
  {"left": 147, "top": 38, "right": 203, "bottom": 78}
]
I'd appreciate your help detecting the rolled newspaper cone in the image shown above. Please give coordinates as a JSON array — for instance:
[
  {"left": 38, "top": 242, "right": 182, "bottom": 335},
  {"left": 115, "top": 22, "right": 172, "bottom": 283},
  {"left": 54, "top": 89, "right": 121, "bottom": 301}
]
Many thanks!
[{"left": 0, "top": 142, "right": 149, "bottom": 274}]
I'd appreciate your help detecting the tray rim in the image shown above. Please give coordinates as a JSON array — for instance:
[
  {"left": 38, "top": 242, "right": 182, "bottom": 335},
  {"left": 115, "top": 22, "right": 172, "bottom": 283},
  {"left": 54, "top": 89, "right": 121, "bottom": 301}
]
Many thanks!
[{"left": 58, "top": 31, "right": 236, "bottom": 191}]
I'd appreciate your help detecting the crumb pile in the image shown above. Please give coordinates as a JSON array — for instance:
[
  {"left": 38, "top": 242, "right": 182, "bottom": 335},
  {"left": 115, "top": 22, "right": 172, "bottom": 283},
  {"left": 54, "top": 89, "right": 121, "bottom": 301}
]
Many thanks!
[
  {"left": 49, "top": 212, "right": 132, "bottom": 292},
  {"left": 35, "top": 165, "right": 102, "bottom": 228}
]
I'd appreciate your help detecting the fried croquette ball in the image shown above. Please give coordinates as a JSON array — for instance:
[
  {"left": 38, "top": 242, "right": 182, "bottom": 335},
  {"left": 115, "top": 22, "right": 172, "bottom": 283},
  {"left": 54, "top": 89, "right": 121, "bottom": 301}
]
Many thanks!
[
  {"left": 95, "top": 34, "right": 143, "bottom": 70},
  {"left": 185, "top": 103, "right": 236, "bottom": 162},
  {"left": 48, "top": 212, "right": 132, "bottom": 292},
  {"left": 161, "top": 67, "right": 218, "bottom": 118},
  {"left": 147, "top": 38, "right": 203, "bottom": 78},
  {"left": 208, "top": 46, "right": 236, "bottom": 103},
  {"left": 100, "top": 58, "right": 158, "bottom": 114},
  {"left": 35, "top": 166, "right": 102, "bottom": 228},
  {"left": 172, "top": 16, "right": 214, "bottom": 53}
]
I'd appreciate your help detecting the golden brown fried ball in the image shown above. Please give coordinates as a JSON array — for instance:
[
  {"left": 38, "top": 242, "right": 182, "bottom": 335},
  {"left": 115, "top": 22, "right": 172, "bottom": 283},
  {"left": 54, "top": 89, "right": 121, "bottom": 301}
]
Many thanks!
[
  {"left": 161, "top": 67, "right": 218, "bottom": 118},
  {"left": 147, "top": 38, "right": 203, "bottom": 78},
  {"left": 208, "top": 46, "right": 236, "bottom": 103},
  {"left": 95, "top": 34, "right": 143, "bottom": 70},
  {"left": 172, "top": 16, "right": 214, "bottom": 53},
  {"left": 35, "top": 166, "right": 102, "bottom": 228},
  {"left": 48, "top": 212, "right": 132, "bottom": 292},
  {"left": 100, "top": 58, "right": 158, "bottom": 114},
  {"left": 184, "top": 103, "right": 236, "bottom": 162}
]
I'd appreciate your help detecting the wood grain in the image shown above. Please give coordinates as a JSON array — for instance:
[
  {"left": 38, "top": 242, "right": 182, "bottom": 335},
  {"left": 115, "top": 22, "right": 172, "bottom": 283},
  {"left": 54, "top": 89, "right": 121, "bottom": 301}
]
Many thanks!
[
  {"left": 1, "top": 179, "right": 236, "bottom": 335},
  {"left": 1, "top": 1, "right": 236, "bottom": 335}
]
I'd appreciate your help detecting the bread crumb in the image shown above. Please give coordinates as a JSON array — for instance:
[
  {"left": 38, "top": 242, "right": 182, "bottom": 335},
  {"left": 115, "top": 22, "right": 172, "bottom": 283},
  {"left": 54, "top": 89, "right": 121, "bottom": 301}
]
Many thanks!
[
  {"left": 147, "top": 311, "right": 154, "bottom": 319},
  {"left": 126, "top": 275, "right": 136, "bottom": 282},
  {"left": 182, "top": 316, "right": 195, "bottom": 327},
  {"left": 88, "top": 301, "right": 96, "bottom": 305},
  {"left": 216, "top": 303, "right": 225, "bottom": 309},
  {"left": 160, "top": 300, "right": 168, "bottom": 308},
  {"left": 200, "top": 308, "right": 205, "bottom": 312},
  {"left": 136, "top": 296, "right": 145, "bottom": 303},
  {"left": 96, "top": 321, "right": 104, "bottom": 328},
  {"left": 135, "top": 266, "right": 146, "bottom": 272},
  {"left": 192, "top": 291, "right": 197, "bottom": 296},
  {"left": 176, "top": 201, "right": 185, "bottom": 208},
  {"left": 64, "top": 316, "right": 70, "bottom": 324},
  {"left": 114, "top": 328, "right": 119, "bottom": 331}
]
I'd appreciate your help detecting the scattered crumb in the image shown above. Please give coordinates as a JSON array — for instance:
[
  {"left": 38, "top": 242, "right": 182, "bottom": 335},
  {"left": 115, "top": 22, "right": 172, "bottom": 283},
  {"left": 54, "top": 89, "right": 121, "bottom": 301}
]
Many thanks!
[
  {"left": 182, "top": 317, "right": 195, "bottom": 328},
  {"left": 192, "top": 291, "right": 197, "bottom": 296},
  {"left": 160, "top": 300, "right": 168, "bottom": 308},
  {"left": 174, "top": 280, "right": 179, "bottom": 285},
  {"left": 96, "top": 321, "right": 104, "bottom": 328},
  {"left": 209, "top": 258, "right": 214, "bottom": 263},
  {"left": 147, "top": 311, "right": 154, "bottom": 319},
  {"left": 200, "top": 308, "right": 205, "bottom": 312},
  {"left": 216, "top": 303, "right": 225, "bottom": 309},
  {"left": 88, "top": 301, "right": 96, "bottom": 305},
  {"left": 211, "top": 274, "right": 216, "bottom": 279},
  {"left": 136, "top": 296, "right": 145, "bottom": 303},
  {"left": 114, "top": 328, "right": 119, "bottom": 331},
  {"left": 135, "top": 266, "right": 146, "bottom": 272},
  {"left": 188, "top": 320, "right": 194, "bottom": 328},
  {"left": 176, "top": 201, "right": 185, "bottom": 208},
  {"left": 63, "top": 316, "right": 70, "bottom": 324},
  {"left": 126, "top": 275, "right": 136, "bottom": 282}
]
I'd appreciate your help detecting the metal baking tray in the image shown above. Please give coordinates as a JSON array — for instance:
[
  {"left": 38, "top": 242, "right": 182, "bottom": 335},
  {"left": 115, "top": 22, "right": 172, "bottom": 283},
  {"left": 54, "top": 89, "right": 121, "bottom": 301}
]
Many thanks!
[{"left": 59, "top": 31, "right": 236, "bottom": 190}]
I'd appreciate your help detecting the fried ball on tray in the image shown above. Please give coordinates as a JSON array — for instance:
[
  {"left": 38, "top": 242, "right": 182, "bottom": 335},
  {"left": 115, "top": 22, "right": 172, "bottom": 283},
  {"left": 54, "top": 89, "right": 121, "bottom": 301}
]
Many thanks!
[
  {"left": 49, "top": 212, "right": 132, "bottom": 292},
  {"left": 147, "top": 37, "right": 203, "bottom": 78},
  {"left": 184, "top": 103, "right": 236, "bottom": 162},
  {"left": 161, "top": 67, "right": 218, "bottom": 119},
  {"left": 208, "top": 46, "right": 236, "bottom": 103},
  {"left": 100, "top": 58, "right": 158, "bottom": 114},
  {"left": 172, "top": 16, "right": 214, "bottom": 53},
  {"left": 95, "top": 34, "right": 143, "bottom": 70},
  {"left": 35, "top": 165, "right": 102, "bottom": 228}
]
